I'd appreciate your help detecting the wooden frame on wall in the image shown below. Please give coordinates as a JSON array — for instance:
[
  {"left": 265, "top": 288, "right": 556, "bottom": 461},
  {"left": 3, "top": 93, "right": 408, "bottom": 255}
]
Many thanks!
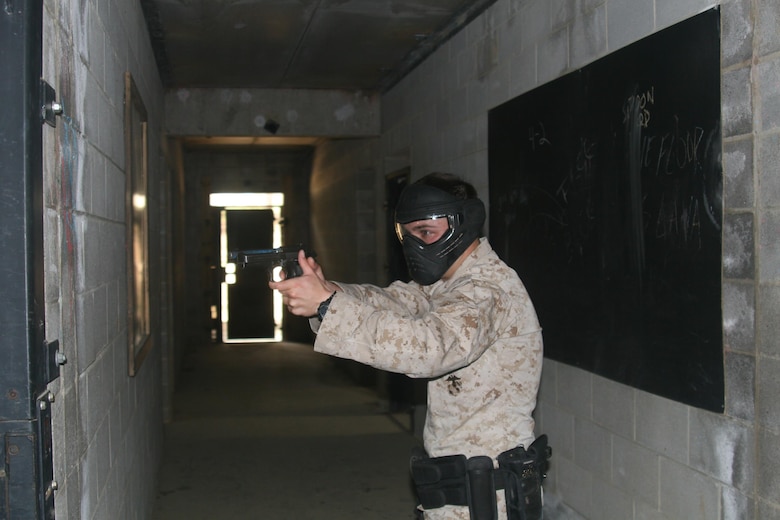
[{"left": 124, "top": 71, "right": 152, "bottom": 376}]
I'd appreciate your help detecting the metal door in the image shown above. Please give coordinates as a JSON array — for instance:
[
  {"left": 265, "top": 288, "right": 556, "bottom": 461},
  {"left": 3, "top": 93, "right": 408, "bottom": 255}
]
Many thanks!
[{"left": 1, "top": 1, "right": 63, "bottom": 518}]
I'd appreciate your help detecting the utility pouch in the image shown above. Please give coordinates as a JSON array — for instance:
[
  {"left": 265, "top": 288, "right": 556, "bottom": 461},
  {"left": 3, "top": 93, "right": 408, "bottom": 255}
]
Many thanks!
[
  {"left": 497, "top": 435, "right": 551, "bottom": 520},
  {"left": 466, "top": 456, "right": 498, "bottom": 520},
  {"left": 411, "top": 454, "right": 468, "bottom": 508}
]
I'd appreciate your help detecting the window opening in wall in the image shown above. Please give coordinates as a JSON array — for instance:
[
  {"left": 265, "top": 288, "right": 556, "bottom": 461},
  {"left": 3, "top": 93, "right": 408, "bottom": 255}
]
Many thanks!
[{"left": 209, "top": 192, "right": 284, "bottom": 342}]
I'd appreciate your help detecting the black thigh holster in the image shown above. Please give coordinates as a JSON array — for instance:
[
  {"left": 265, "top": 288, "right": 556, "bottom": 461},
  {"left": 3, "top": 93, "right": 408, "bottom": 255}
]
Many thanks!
[
  {"left": 410, "top": 435, "right": 551, "bottom": 520},
  {"left": 496, "top": 435, "right": 551, "bottom": 520}
]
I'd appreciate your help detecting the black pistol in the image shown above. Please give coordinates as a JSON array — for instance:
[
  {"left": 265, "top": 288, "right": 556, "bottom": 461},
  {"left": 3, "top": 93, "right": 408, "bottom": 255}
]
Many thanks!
[{"left": 228, "top": 244, "right": 316, "bottom": 281}]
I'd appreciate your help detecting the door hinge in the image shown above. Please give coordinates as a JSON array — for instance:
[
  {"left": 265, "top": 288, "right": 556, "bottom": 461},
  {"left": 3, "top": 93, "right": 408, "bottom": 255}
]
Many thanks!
[{"left": 40, "top": 79, "right": 63, "bottom": 127}]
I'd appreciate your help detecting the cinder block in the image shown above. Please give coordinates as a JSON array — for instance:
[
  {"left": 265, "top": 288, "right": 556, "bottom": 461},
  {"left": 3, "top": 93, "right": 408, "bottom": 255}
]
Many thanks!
[
  {"left": 725, "top": 351, "right": 756, "bottom": 422},
  {"left": 607, "top": 0, "right": 654, "bottom": 51},
  {"left": 655, "top": 0, "right": 716, "bottom": 31},
  {"left": 689, "top": 407, "right": 755, "bottom": 490},
  {"left": 483, "top": 60, "right": 510, "bottom": 112},
  {"left": 659, "top": 458, "right": 720, "bottom": 520},
  {"left": 518, "top": 0, "right": 549, "bottom": 51},
  {"left": 45, "top": 208, "right": 62, "bottom": 301},
  {"left": 723, "top": 67, "right": 753, "bottom": 137},
  {"left": 756, "top": 0, "right": 780, "bottom": 56},
  {"left": 538, "top": 27, "right": 569, "bottom": 85},
  {"left": 550, "top": 0, "right": 572, "bottom": 29},
  {"left": 545, "top": 404, "right": 576, "bottom": 461},
  {"left": 612, "top": 434, "right": 659, "bottom": 506},
  {"left": 94, "top": 418, "right": 112, "bottom": 503},
  {"left": 574, "top": 418, "right": 612, "bottom": 477},
  {"left": 723, "top": 281, "right": 756, "bottom": 352},
  {"left": 538, "top": 359, "right": 558, "bottom": 408},
  {"left": 555, "top": 456, "right": 595, "bottom": 519},
  {"left": 757, "top": 284, "right": 780, "bottom": 356},
  {"left": 557, "top": 363, "right": 593, "bottom": 417},
  {"left": 76, "top": 292, "right": 100, "bottom": 368},
  {"left": 723, "top": 212, "right": 755, "bottom": 279},
  {"left": 634, "top": 499, "right": 668, "bottom": 520},
  {"left": 723, "top": 138, "right": 754, "bottom": 209},
  {"left": 758, "top": 133, "right": 780, "bottom": 208},
  {"left": 569, "top": 5, "right": 607, "bottom": 70},
  {"left": 591, "top": 478, "right": 634, "bottom": 520},
  {"left": 758, "top": 210, "right": 780, "bottom": 282},
  {"left": 457, "top": 43, "right": 478, "bottom": 89},
  {"left": 550, "top": 0, "right": 604, "bottom": 29},
  {"left": 723, "top": 484, "right": 756, "bottom": 520},
  {"left": 468, "top": 82, "right": 487, "bottom": 120},
  {"left": 500, "top": 8, "right": 524, "bottom": 57},
  {"left": 635, "top": 391, "right": 689, "bottom": 463},
  {"left": 507, "top": 45, "right": 536, "bottom": 99},
  {"left": 757, "top": 427, "right": 780, "bottom": 504},
  {"left": 80, "top": 414, "right": 100, "bottom": 517},
  {"left": 757, "top": 356, "right": 780, "bottom": 431},
  {"left": 593, "top": 376, "right": 634, "bottom": 439},
  {"left": 756, "top": 498, "right": 780, "bottom": 519},
  {"left": 85, "top": 4, "right": 106, "bottom": 85},
  {"left": 758, "top": 58, "right": 780, "bottom": 132},
  {"left": 722, "top": 0, "right": 754, "bottom": 67}
]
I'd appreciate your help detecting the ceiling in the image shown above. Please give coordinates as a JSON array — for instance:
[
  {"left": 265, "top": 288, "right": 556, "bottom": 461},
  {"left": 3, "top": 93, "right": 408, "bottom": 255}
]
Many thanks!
[{"left": 141, "top": 0, "right": 497, "bottom": 92}]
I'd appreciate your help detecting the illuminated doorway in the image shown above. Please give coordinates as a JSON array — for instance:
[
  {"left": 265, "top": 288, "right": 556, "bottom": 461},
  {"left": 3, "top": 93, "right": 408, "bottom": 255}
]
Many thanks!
[{"left": 210, "top": 192, "right": 284, "bottom": 342}]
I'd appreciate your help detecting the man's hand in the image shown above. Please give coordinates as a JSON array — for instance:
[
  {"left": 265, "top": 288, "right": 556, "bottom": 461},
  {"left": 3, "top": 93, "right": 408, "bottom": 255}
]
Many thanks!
[{"left": 268, "top": 249, "right": 339, "bottom": 317}]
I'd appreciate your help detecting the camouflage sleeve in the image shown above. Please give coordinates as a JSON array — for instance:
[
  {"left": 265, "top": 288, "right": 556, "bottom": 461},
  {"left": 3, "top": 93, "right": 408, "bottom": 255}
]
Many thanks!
[
  {"left": 308, "top": 281, "right": 429, "bottom": 333},
  {"left": 313, "top": 279, "right": 512, "bottom": 378},
  {"left": 335, "top": 280, "right": 431, "bottom": 315}
]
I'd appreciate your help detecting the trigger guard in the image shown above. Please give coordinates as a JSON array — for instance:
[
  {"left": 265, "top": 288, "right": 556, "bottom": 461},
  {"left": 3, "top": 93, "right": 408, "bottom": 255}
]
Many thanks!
[{"left": 269, "top": 265, "right": 285, "bottom": 282}]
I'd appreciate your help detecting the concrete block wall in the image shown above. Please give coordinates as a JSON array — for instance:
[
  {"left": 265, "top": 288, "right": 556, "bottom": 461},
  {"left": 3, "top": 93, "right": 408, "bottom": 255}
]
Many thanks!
[
  {"left": 309, "top": 138, "right": 384, "bottom": 387},
  {"left": 380, "top": 0, "right": 779, "bottom": 518},
  {"left": 310, "top": 138, "right": 381, "bottom": 285},
  {"left": 42, "top": 0, "right": 166, "bottom": 518}
]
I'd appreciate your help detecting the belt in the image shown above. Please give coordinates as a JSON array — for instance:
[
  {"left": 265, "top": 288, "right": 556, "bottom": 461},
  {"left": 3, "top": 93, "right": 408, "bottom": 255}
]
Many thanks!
[{"left": 410, "top": 435, "right": 551, "bottom": 520}]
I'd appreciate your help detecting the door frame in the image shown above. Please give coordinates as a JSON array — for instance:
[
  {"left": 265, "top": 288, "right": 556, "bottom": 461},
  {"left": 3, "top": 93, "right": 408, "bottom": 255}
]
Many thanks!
[{"left": 209, "top": 192, "right": 284, "bottom": 342}]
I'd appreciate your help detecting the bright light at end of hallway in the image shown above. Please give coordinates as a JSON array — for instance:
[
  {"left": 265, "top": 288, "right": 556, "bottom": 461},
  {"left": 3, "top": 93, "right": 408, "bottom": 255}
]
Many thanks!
[
  {"left": 133, "top": 193, "right": 146, "bottom": 209},
  {"left": 209, "top": 192, "right": 284, "bottom": 207}
]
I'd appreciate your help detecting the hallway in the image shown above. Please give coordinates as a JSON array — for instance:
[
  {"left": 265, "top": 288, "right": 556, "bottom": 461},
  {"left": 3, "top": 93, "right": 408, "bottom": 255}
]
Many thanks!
[{"left": 152, "top": 341, "right": 423, "bottom": 520}]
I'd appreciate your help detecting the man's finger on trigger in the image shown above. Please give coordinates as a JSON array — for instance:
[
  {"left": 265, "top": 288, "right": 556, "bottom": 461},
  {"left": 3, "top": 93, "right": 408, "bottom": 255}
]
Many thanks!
[{"left": 298, "top": 248, "right": 314, "bottom": 274}]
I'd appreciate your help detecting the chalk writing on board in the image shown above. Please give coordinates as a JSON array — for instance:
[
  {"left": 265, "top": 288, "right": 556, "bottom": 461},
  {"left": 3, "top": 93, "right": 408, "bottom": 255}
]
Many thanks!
[
  {"left": 640, "top": 119, "right": 720, "bottom": 250},
  {"left": 622, "top": 86, "right": 655, "bottom": 128},
  {"left": 643, "top": 121, "right": 705, "bottom": 176},
  {"left": 528, "top": 122, "right": 552, "bottom": 150}
]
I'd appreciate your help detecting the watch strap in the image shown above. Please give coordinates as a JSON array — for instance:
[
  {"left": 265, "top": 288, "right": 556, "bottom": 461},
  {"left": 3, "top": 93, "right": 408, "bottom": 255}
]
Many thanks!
[{"left": 317, "top": 291, "right": 337, "bottom": 321}]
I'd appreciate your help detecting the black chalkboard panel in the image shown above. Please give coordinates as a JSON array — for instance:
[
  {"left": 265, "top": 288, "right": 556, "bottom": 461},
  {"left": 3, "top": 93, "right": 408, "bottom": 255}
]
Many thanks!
[{"left": 488, "top": 8, "right": 723, "bottom": 412}]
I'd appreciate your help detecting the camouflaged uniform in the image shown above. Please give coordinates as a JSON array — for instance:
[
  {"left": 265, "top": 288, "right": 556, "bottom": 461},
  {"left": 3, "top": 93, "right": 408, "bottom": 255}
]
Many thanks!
[{"left": 312, "top": 238, "right": 543, "bottom": 520}]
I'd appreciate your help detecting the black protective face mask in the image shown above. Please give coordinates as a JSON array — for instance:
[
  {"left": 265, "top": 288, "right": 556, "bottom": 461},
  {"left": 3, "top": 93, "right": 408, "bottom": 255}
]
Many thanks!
[{"left": 395, "top": 184, "right": 485, "bottom": 285}]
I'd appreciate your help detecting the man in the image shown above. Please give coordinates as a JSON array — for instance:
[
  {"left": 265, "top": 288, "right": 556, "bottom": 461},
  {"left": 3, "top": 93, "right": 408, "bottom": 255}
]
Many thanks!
[{"left": 271, "top": 173, "right": 545, "bottom": 520}]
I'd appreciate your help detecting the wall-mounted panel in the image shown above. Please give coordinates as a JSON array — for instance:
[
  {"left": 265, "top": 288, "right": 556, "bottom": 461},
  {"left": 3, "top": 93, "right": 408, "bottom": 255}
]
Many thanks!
[{"left": 489, "top": 8, "right": 723, "bottom": 411}]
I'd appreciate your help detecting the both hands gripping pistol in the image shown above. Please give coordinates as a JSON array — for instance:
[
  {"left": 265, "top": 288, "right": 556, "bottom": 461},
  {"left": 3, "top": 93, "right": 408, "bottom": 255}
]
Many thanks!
[{"left": 228, "top": 244, "right": 316, "bottom": 282}]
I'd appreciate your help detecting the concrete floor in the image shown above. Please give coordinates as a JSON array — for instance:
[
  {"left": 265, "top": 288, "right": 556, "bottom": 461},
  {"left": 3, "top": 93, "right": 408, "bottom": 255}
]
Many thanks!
[{"left": 152, "top": 341, "right": 423, "bottom": 520}]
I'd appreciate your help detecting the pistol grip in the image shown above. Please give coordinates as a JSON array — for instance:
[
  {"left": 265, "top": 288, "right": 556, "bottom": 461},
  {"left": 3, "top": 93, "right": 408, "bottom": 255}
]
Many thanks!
[{"left": 284, "top": 260, "right": 303, "bottom": 279}]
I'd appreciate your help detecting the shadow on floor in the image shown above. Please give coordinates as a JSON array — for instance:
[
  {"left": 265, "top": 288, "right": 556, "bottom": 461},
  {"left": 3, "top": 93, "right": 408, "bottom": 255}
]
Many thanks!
[{"left": 153, "top": 341, "right": 423, "bottom": 520}]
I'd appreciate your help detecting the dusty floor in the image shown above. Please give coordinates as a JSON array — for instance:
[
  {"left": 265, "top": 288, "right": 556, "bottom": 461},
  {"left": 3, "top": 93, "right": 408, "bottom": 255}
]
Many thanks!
[{"left": 152, "top": 341, "right": 423, "bottom": 520}]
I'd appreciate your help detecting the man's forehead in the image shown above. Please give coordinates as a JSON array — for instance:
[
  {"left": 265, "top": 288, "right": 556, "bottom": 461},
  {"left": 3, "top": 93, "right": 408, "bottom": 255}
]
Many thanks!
[{"left": 404, "top": 217, "right": 448, "bottom": 227}]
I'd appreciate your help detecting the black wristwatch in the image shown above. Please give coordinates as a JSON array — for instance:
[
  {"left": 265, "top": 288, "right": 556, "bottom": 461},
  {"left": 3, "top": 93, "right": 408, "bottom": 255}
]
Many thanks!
[{"left": 317, "top": 292, "right": 336, "bottom": 321}]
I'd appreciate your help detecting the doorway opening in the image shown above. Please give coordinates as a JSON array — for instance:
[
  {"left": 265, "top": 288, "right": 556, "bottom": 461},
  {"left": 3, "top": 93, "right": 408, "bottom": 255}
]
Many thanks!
[{"left": 210, "top": 192, "right": 284, "bottom": 342}]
